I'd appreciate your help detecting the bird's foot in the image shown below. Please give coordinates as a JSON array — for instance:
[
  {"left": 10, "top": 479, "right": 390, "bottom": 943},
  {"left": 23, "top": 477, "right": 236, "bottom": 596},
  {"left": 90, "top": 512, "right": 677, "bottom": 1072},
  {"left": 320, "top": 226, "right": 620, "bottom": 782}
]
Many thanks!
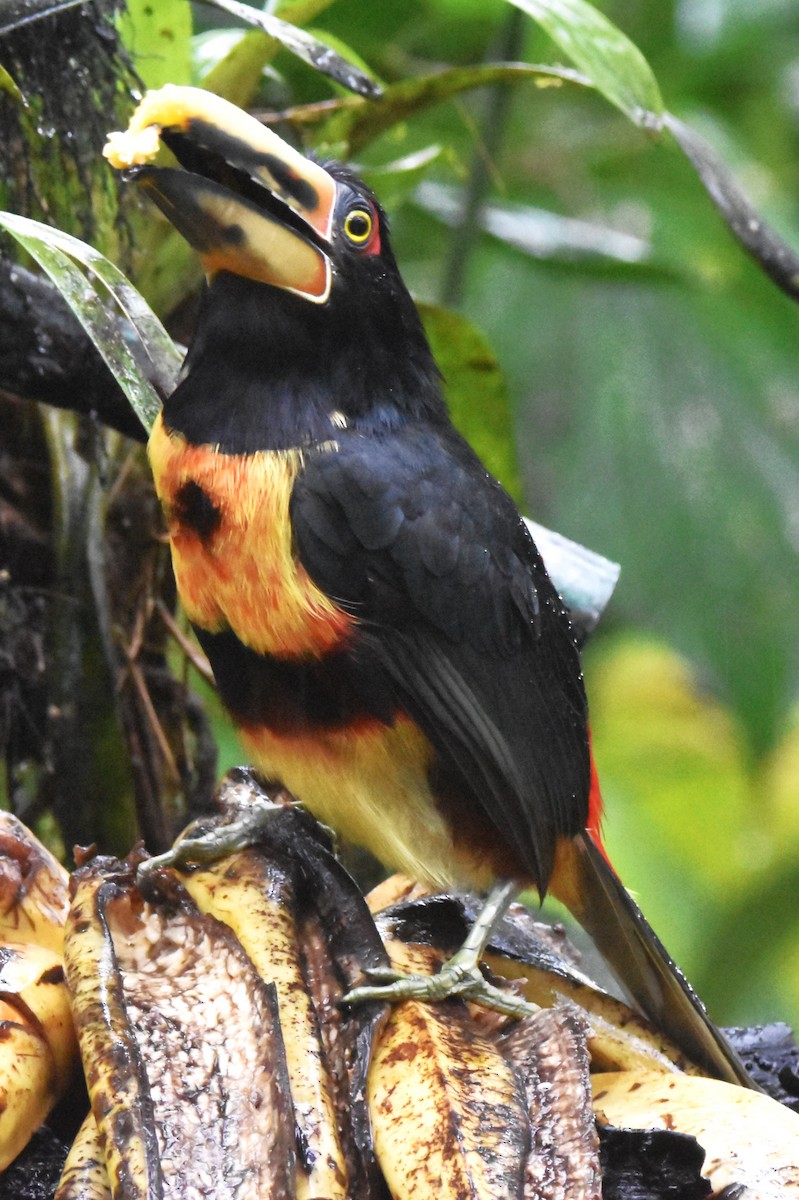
[
  {"left": 344, "top": 944, "right": 540, "bottom": 1020},
  {"left": 137, "top": 794, "right": 286, "bottom": 884}
]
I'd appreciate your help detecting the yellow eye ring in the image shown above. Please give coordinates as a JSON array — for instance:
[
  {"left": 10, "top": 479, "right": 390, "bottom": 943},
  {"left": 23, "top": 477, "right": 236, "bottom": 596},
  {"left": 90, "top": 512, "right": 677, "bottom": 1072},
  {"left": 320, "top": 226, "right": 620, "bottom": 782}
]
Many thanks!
[{"left": 343, "top": 207, "right": 373, "bottom": 245}]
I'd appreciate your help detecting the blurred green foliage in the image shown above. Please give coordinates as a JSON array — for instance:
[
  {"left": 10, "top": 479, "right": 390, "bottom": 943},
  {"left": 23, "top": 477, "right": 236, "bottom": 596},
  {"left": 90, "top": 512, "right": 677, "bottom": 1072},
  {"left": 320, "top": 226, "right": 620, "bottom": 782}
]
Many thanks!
[{"left": 4, "top": 0, "right": 799, "bottom": 1031}]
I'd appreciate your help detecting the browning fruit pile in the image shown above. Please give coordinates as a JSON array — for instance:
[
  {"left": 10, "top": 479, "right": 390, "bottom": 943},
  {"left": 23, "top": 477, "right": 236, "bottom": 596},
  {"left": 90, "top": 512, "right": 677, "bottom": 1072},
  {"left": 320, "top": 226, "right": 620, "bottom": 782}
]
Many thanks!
[{"left": 1, "top": 774, "right": 798, "bottom": 1199}]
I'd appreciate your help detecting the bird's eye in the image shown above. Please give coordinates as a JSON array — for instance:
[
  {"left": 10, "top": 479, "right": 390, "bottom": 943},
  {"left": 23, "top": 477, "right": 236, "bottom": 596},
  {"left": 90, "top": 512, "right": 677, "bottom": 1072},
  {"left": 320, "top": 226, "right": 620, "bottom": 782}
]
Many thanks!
[{"left": 343, "top": 207, "right": 373, "bottom": 246}]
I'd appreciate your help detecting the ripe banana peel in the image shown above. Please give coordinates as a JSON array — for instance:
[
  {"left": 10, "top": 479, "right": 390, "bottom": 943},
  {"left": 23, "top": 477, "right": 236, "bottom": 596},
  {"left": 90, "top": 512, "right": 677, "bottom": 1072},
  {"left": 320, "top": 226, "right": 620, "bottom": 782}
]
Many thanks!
[
  {"left": 55, "top": 1112, "right": 110, "bottom": 1200},
  {"left": 0, "top": 1005, "right": 63, "bottom": 1174},
  {"left": 0, "top": 814, "right": 76, "bottom": 1174},
  {"left": 369, "top": 997, "right": 530, "bottom": 1200},
  {"left": 502, "top": 1006, "right": 602, "bottom": 1199},
  {"left": 59, "top": 786, "right": 391, "bottom": 1200},
  {"left": 64, "top": 858, "right": 298, "bottom": 1200},
  {"left": 179, "top": 850, "right": 351, "bottom": 1200},
  {"left": 374, "top": 891, "right": 704, "bottom": 1076},
  {"left": 0, "top": 942, "right": 77, "bottom": 1092},
  {"left": 367, "top": 883, "right": 799, "bottom": 1198},
  {"left": 0, "top": 812, "right": 69, "bottom": 955},
  {"left": 365, "top": 931, "right": 603, "bottom": 1198}
]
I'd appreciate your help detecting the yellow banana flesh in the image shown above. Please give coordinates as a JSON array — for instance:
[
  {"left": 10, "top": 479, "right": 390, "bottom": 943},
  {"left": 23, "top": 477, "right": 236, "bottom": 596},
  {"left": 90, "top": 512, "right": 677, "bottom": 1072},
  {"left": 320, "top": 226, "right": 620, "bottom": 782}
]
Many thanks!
[
  {"left": 484, "top": 949, "right": 703, "bottom": 1075},
  {"left": 0, "top": 999, "right": 59, "bottom": 1172},
  {"left": 0, "top": 941, "right": 77, "bottom": 1091}
]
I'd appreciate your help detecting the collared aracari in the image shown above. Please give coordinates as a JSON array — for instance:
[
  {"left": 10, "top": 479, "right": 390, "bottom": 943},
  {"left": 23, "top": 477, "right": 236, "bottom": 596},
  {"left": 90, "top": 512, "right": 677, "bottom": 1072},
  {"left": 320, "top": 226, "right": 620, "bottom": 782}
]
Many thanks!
[{"left": 106, "top": 86, "right": 750, "bottom": 1087}]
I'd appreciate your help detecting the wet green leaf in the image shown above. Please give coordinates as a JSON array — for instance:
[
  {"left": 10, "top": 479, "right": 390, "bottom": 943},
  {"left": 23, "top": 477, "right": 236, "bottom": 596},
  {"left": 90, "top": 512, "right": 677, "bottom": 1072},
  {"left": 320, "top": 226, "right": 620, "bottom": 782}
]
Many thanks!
[
  {"left": 0, "top": 64, "right": 24, "bottom": 104},
  {"left": 0, "top": 213, "right": 180, "bottom": 431},
  {"left": 276, "top": 0, "right": 336, "bottom": 24},
  {"left": 508, "top": 0, "right": 664, "bottom": 127}
]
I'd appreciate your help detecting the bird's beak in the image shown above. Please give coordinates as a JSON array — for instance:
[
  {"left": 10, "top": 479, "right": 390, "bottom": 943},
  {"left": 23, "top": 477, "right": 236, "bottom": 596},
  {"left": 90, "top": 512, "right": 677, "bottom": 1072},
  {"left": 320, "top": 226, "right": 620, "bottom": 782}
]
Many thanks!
[{"left": 104, "top": 85, "right": 337, "bottom": 303}]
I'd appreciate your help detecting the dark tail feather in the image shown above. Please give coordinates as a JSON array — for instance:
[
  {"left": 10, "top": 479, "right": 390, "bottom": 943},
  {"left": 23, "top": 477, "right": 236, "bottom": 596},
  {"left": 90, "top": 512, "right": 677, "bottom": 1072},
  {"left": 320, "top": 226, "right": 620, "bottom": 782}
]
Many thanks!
[{"left": 552, "top": 830, "right": 754, "bottom": 1088}]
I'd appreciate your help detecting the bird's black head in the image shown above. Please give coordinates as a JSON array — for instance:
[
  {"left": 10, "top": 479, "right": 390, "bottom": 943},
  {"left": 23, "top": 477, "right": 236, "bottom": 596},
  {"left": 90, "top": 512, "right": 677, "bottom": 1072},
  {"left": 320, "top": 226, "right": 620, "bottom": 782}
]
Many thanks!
[{"left": 105, "top": 86, "right": 444, "bottom": 452}]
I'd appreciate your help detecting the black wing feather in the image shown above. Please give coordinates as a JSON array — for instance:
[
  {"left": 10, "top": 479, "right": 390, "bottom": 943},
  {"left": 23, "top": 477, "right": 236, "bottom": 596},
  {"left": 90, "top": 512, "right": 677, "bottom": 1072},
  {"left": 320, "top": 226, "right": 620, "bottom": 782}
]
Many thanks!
[{"left": 291, "top": 422, "right": 590, "bottom": 889}]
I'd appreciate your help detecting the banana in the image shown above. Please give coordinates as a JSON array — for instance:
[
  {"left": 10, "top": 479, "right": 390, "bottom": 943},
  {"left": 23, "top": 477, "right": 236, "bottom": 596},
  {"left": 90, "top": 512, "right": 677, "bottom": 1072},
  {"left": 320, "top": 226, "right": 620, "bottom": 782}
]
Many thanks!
[
  {"left": 501, "top": 1005, "right": 602, "bottom": 1199},
  {"left": 0, "top": 816, "right": 75, "bottom": 1172},
  {"left": 44, "top": 789, "right": 799, "bottom": 1197},
  {"left": 0, "top": 811, "right": 69, "bottom": 954},
  {"left": 0, "top": 997, "right": 59, "bottom": 1172},
  {"left": 180, "top": 850, "right": 350, "bottom": 1200},
  {"left": 0, "top": 941, "right": 77, "bottom": 1170},
  {"left": 368, "top": 996, "right": 529, "bottom": 1200},
  {"left": 161, "top": 774, "right": 392, "bottom": 1200},
  {"left": 64, "top": 869, "right": 161, "bottom": 1199},
  {"left": 0, "top": 941, "right": 78, "bottom": 1091},
  {"left": 65, "top": 858, "right": 298, "bottom": 1200},
  {"left": 485, "top": 950, "right": 704, "bottom": 1075},
  {"left": 371, "top": 887, "right": 703, "bottom": 1075},
  {"left": 592, "top": 1069, "right": 799, "bottom": 1196},
  {"left": 55, "top": 1112, "right": 111, "bottom": 1200},
  {"left": 365, "top": 874, "right": 432, "bottom": 914}
]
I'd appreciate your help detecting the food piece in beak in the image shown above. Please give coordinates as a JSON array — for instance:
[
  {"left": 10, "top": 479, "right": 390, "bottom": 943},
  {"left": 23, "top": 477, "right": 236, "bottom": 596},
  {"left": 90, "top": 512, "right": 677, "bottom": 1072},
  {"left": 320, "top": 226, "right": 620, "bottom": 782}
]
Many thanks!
[{"left": 104, "top": 84, "right": 338, "bottom": 301}]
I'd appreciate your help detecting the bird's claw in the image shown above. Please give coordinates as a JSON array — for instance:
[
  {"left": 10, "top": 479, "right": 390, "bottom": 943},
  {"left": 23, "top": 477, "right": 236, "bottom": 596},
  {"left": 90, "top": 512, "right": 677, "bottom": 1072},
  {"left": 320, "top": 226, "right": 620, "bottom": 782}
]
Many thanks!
[
  {"left": 344, "top": 952, "right": 540, "bottom": 1020},
  {"left": 137, "top": 796, "right": 283, "bottom": 885}
]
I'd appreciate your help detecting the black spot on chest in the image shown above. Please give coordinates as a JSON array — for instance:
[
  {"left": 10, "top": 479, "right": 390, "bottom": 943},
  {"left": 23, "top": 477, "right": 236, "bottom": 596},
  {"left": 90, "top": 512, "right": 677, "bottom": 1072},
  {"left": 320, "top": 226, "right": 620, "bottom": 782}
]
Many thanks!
[{"left": 173, "top": 480, "right": 222, "bottom": 542}]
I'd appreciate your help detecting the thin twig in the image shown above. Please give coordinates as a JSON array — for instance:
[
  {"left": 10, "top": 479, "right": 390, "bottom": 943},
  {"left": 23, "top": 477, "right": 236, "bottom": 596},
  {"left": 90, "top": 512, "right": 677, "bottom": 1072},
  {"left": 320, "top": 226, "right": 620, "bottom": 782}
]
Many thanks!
[
  {"left": 127, "top": 660, "right": 180, "bottom": 783},
  {"left": 155, "top": 599, "right": 216, "bottom": 686}
]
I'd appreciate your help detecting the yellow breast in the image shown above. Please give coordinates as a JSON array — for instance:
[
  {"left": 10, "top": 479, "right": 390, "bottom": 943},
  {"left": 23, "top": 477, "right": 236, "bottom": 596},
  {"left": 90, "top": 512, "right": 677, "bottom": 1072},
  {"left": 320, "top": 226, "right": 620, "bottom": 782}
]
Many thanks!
[
  {"left": 240, "top": 718, "right": 495, "bottom": 891},
  {"left": 148, "top": 414, "right": 354, "bottom": 658}
]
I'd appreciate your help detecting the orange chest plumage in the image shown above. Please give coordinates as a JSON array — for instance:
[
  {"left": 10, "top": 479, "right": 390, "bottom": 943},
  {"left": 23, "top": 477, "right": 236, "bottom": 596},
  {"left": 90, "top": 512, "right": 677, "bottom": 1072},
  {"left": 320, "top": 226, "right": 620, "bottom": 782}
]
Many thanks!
[{"left": 147, "top": 414, "right": 354, "bottom": 658}]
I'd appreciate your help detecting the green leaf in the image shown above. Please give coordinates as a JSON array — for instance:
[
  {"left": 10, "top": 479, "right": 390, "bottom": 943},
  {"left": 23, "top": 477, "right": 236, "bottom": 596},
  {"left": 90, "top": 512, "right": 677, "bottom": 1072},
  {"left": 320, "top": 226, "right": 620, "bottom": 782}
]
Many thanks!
[
  {"left": 0, "top": 64, "right": 24, "bottom": 105},
  {"left": 276, "top": 0, "right": 336, "bottom": 22},
  {"left": 508, "top": 0, "right": 664, "bottom": 127},
  {"left": 117, "top": 0, "right": 193, "bottom": 90},
  {"left": 0, "top": 213, "right": 180, "bottom": 431},
  {"left": 419, "top": 304, "right": 521, "bottom": 502}
]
